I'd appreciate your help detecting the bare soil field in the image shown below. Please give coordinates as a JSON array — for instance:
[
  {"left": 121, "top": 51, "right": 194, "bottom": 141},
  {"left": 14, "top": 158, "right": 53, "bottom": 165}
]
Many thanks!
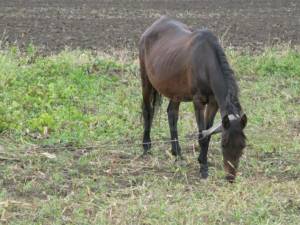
[{"left": 0, "top": 0, "right": 300, "bottom": 52}]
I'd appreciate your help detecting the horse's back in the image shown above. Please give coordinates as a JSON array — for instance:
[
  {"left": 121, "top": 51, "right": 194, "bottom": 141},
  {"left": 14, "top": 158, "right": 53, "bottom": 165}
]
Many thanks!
[
  {"left": 140, "top": 16, "right": 191, "bottom": 45},
  {"left": 139, "top": 17, "right": 193, "bottom": 60},
  {"left": 140, "top": 16, "right": 218, "bottom": 67}
]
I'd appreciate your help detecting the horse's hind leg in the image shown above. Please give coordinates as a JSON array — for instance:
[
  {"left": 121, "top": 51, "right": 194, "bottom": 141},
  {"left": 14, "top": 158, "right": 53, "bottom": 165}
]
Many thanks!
[
  {"left": 167, "top": 100, "right": 181, "bottom": 158},
  {"left": 141, "top": 63, "right": 155, "bottom": 155},
  {"left": 142, "top": 90, "right": 154, "bottom": 154}
]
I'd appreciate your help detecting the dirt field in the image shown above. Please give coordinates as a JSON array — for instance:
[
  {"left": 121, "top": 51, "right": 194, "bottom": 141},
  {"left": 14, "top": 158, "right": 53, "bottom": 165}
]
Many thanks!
[{"left": 0, "top": 0, "right": 299, "bottom": 52}]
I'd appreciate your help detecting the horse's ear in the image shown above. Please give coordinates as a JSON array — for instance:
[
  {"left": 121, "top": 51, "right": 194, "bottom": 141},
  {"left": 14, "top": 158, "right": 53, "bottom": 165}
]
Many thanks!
[
  {"left": 222, "top": 115, "right": 230, "bottom": 129},
  {"left": 240, "top": 114, "right": 247, "bottom": 129}
]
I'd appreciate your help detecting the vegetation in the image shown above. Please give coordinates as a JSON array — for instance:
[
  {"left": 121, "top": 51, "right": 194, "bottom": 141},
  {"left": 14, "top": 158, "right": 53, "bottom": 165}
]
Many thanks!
[{"left": 0, "top": 45, "right": 299, "bottom": 224}]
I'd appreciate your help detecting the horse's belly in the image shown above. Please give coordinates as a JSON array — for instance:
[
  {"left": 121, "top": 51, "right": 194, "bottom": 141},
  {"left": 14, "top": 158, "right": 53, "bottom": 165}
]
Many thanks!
[{"left": 149, "top": 73, "right": 193, "bottom": 102}]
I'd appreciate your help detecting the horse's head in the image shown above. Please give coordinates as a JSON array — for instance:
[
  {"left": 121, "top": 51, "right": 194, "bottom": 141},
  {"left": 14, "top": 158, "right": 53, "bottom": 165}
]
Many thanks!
[{"left": 221, "top": 114, "right": 247, "bottom": 182}]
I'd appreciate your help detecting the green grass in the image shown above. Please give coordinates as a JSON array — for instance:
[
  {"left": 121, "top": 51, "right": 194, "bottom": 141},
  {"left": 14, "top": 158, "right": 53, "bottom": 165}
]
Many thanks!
[{"left": 0, "top": 46, "right": 299, "bottom": 224}]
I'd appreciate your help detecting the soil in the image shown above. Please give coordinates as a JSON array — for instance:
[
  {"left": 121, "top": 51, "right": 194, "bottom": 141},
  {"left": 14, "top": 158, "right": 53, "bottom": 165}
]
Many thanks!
[{"left": 0, "top": 0, "right": 299, "bottom": 53}]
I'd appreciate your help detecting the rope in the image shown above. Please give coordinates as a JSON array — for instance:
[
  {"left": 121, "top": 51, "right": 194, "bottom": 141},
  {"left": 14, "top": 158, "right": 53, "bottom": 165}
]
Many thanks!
[
  {"left": 27, "top": 134, "right": 204, "bottom": 151},
  {"left": 21, "top": 134, "right": 300, "bottom": 159},
  {"left": 1, "top": 129, "right": 299, "bottom": 159}
]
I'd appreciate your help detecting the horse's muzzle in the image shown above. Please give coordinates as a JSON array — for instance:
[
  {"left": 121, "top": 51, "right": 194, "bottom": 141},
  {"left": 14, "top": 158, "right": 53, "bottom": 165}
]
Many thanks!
[{"left": 223, "top": 158, "right": 239, "bottom": 182}]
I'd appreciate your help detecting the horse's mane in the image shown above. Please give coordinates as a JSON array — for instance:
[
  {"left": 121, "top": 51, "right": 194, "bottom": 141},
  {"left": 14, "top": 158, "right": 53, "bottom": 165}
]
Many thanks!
[{"left": 208, "top": 35, "right": 242, "bottom": 115}]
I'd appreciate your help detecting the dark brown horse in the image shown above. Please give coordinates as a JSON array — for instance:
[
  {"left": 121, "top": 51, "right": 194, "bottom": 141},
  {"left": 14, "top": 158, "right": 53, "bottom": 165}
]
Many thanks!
[{"left": 139, "top": 16, "right": 247, "bottom": 181}]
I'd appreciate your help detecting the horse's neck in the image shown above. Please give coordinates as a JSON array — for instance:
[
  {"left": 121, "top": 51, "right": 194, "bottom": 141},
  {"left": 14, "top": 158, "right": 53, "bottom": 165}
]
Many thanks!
[
  {"left": 225, "top": 95, "right": 241, "bottom": 116},
  {"left": 205, "top": 58, "right": 241, "bottom": 118},
  {"left": 214, "top": 88, "right": 241, "bottom": 118}
]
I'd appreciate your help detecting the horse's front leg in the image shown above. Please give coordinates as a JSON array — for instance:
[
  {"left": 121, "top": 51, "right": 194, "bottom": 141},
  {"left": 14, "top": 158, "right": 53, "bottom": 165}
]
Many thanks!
[
  {"left": 201, "top": 100, "right": 219, "bottom": 178},
  {"left": 167, "top": 100, "right": 181, "bottom": 159},
  {"left": 193, "top": 99, "right": 209, "bottom": 178}
]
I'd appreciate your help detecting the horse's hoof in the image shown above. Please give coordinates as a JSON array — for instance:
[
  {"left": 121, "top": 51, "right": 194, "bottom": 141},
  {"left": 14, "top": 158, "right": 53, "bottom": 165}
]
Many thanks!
[
  {"left": 143, "top": 142, "right": 152, "bottom": 151},
  {"left": 140, "top": 151, "right": 152, "bottom": 158},
  {"left": 171, "top": 149, "right": 181, "bottom": 156},
  {"left": 225, "top": 174, "right": 236, "bottom": 183},
  {"left": 200, "top": 171, "right": 208, "bottom": 179},
  {"left": 200, "top": 164, "right": 209, "bottom": 179},
  {"left": 174, "top": 156, "right": 187, "bottom": 167},
  {"left": 175, "top": 154, "right": 185, "bottom": 160}
]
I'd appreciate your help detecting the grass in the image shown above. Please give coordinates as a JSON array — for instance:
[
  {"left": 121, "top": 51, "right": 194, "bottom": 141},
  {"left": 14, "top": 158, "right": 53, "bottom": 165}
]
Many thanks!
[{"left": 0, "top": 45, "right": 299, "bottom": 224}]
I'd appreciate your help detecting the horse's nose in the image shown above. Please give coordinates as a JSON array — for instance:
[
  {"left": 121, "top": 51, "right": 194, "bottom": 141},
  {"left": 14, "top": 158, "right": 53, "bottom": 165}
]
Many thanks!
[{"left": 223, "top": 159, "right": 238, "bottom": 182}]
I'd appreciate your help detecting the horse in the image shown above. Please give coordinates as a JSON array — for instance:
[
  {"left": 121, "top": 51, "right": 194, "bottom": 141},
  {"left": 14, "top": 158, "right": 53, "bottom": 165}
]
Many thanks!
[{"left": 139, "top": 16, "right": 247, "bottom": 181}]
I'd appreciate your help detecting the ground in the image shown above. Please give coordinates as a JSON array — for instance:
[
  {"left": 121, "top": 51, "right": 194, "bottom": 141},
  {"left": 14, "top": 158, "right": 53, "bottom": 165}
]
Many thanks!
[
  {"left": 0, "top": 1, "right": 300, "bottom": 224},
  {"left": 0, "top": 47, "right": 299, "bottom": 224},
  {"left": 0, "top": 0, "right": 300, "bottom": 52}
]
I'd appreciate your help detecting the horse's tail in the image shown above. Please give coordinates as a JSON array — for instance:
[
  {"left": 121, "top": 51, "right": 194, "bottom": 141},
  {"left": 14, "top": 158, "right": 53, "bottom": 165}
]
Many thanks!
[
  {"left": 151, "top": 88, "right": 162, "bottom": 116},
  {"left": 139, "top": 43, "right": 162, "bottom": 118},
  {"left": 140, "top": 79, "right": 162, "bottom": 119}
]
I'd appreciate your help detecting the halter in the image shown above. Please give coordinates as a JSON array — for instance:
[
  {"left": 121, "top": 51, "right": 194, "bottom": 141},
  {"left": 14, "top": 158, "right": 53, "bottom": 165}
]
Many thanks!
[{"left": 201, "top": 114, "right": 240, "bottom": 137}]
